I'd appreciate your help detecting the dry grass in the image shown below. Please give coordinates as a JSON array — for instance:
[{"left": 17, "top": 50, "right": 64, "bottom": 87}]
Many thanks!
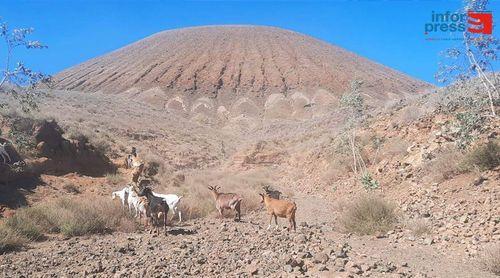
[
  {"left": 62, "top": 183, "right": 80, "bottom": 194},
  {"left": 404, "top": 218, "right": 432, "bottom": 237},
  {"left": 2, "top": 197, "right": 138, "bottom": 244},
  {"left": 480, "top": 244, "right": 500, "bottom": 275},
  {"left": 157, "top": 169, "right": 269, "bottom": 220},
  {"left": 0, "top": 223, "right": 28, "bottom": 254},
  {"left": 341, "top": 195, "right": 397, "bottom": 235},
  {"left": 461, "top": 141, "right": 500, "bottom": 171},
  {"left": 106, "top": 173, "right": 126, "bottom": 186},
  {"left": 64, "top": 126, "right": 113, "bottom": 156},
  {"left": 422, "top": 145, "right": 465, "bottom": 183}
]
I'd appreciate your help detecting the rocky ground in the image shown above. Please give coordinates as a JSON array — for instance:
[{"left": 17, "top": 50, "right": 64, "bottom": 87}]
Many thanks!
[{"left": 1, "top": 192, "right": 497, "bottom": 278}]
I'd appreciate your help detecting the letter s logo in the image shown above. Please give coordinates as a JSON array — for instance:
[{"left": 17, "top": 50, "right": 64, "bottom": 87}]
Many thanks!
[{"left": 468, "top": 11, "right": 493, "bottom": 34}]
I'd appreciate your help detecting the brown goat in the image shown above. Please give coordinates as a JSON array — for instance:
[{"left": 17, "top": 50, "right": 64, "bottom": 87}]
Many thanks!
[
  {"left": 208, "top": 185, "right": 243, "bottom": 221},
  {"left": 259, "top": 192, "right": 297, "bottom": 231},
  {"left": 135, "top": 180, "right": 169, "bottom": 234}
]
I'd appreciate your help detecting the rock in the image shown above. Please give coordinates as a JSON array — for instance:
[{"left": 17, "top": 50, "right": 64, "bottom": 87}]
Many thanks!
[
  {"left": 246, "top": 264, "right": 259, "bottom": 275},
  {"left": 346, "top": 261, "right": 363, "bottom": 275},
  {"left": 286, "top": 258, "right": 304, "bottom": 268},
  {"left": 313, "top": 252, "right": 329, "bottom": 264},
  {"left": 284, "top": 265, "right": 293, "bottom": 273},
  {"left": 423, "top": 238, "right": 434, "bottom": 245},
  {"left": 472, "top": 176, "right": 487, "bottom": 186},
  {"left": 317, "top": 264, "right": 328, "bottom": 271},
  {"left": 334, "top": 258, "right": 347, "bottom": 269}
]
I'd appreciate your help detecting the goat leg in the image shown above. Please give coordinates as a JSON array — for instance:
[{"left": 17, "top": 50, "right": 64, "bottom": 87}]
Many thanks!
[{"left": 268, "top": 214, "right": 273, "bottom": 230}]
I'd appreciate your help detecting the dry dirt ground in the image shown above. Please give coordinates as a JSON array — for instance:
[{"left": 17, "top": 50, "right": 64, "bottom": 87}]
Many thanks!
[{"left": 1, "top": 191, "right": 496, "bottom": 277}]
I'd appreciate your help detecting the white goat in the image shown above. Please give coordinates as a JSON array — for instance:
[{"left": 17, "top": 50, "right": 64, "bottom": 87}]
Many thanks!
[
  {"left": 152, "top": 192, "right": 183, "bottom": 222},
  {"left": 111, "top": 187, "right": 129, "bottom": 208},
  {"left": 127, "top": 185, "right": 141, "bottom": 217},
  {"left": 0, "top": 142, "right": 11, "bottom": 164}
]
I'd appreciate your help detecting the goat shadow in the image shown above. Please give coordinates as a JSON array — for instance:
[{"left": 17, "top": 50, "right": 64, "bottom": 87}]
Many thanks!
[
  {"left": 0, "top": 176, "right": 45, "bottom": 209},
  {"left": 167, "top": 228, "right": 197, "bottom": 236}
]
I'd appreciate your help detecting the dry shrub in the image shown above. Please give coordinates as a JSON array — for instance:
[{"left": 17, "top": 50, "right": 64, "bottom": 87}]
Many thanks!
[
  {"left": 422, "top": 145, "right": 465, "bottom": 183},
  {"left": 106, "top": 173, "right": 125, "bottom": 185},
  {"left": 341, "top": 195, "right": 397, "bottom": 235},
  {"left": 142, "top": 152, "right": 173, "bottom": 182},
  {"left": 3, "top": 197, "right": 137, "bottom": 240},
  {"left": 0, "top": 223, "right": 27, "bottom": 254},
  {"left": 461, "top": 141, "right": 500, "bottom": 171},
  {"left": 3, "top": 206, "right": 48, "bottom": 240},
  {"left": 480, "top": 244, "right": 500, "bottom": 275},
  {"left": 404, "top": 218, "right": 432, "bottom": 237},
  {"left": 161, "top": 169, "right": 269, "bottom": 220},
  {"left": 63, "top": 183, "right": 80, "bottom": 194},
  {"left": 64, "top": 126, "right": 112, "bottom": 155}
]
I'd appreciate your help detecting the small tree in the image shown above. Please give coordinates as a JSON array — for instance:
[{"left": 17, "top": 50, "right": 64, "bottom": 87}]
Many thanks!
[
  {"left": 436, "top": 0, "right": 499, "bottom": 116},
  {"left": 0, "top": 18, "right": 51, "bottom": 112},
  {"left": 339, "top": 79, "right": 379, "bottom": 189}
]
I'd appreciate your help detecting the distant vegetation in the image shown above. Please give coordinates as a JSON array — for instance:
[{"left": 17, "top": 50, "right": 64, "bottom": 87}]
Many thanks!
[
  {"left": 0, "top": 18, "right": 51, "bottom": 112},
  {"left": 436, "top": 0, "right": 499, "bottom": 117}
]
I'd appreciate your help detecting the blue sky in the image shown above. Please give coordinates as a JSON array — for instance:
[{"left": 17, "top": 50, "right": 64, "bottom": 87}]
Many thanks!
[{"left": 1, "top": 0, "right": 499, "bottom": 84}]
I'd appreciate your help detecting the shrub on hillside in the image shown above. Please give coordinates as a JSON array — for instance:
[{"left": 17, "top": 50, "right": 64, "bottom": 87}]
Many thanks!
[
  {"left": 341, "top": 195, "right": 396, "bottom": 235},
  {"left": 62, "top": 183, "right": 81, "bottom": 194},
  {"left": 461, "top": 141, "right": 500, "bottom": 171},
  {"left": 455, "top": 111, "right": 483, "bottom": 149}
]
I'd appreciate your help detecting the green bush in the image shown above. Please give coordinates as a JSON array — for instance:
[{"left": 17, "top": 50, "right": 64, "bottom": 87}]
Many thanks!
[
  {"left": 361, "top": 172, "right": 379, "bottom": 190},
  {"left": 455, "top": 111, "right": 482, "bottom": 149}
]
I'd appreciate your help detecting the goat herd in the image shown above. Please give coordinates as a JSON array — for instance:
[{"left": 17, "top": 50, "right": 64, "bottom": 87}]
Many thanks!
[
  {"left": 113, "top": 148, "right": 298, "bottom": 234},
  {"left": 112, "top": 182, "right": 298, "bottom": 234}
]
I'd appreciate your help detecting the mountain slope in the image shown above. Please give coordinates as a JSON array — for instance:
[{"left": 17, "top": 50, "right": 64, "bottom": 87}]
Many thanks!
[{"left": 54, "top": 25, "right": 430, "bottom": 112}]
